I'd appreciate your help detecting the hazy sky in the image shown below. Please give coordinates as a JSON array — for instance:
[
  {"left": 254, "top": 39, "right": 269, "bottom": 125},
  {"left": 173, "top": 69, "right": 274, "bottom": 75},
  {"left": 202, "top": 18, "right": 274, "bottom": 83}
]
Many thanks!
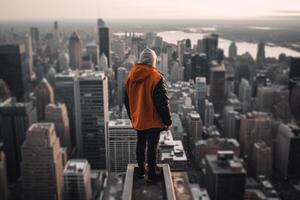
[{"left": 1, "top": 0, "right": 300, "bottom": 20}]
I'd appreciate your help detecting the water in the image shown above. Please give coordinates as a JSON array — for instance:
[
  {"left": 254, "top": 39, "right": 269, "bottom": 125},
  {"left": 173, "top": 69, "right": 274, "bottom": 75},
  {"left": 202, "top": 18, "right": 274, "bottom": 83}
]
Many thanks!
[
  {"left": 114, "top": 31, "right": 300, "bottom": 58},
  {"left": 157, "top": 31, "right": 300, "bottom": 58}
]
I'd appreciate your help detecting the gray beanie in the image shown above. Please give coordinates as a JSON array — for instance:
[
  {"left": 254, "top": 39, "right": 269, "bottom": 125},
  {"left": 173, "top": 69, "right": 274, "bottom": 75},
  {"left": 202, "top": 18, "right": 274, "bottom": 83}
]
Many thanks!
[{"left": 138, "top": 48, "right": 157, "bottom": 67}]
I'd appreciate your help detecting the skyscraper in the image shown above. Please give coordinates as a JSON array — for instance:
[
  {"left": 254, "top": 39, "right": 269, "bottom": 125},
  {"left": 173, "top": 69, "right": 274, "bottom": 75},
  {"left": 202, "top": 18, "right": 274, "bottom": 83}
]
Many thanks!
[
  {"left": 289, "top": 57, "right": 300, "bottom": 79},
  {"left": 21, "top": 123, "right": 64, "bottom": 200},
  {"left": 186, "top": 111, "right": 202, "bottom": 139},
  {"left": 191, "top": 53, "right": 208, "bottom": 81},
  {"left": 0, "top": 98, "right": 37, "bottom": 183},
  {"left": 229, "top": 42, "right": 237, "bottom": 59},
  {"left": 98, "top": 19, "right": 111, "bottom": 68},
  {"left": 256, "top": 41, "right": 266, "bottom": 66},
  {"left": 177, "top": 39, "right": 186, "bottom": 62},
  {"left": 223, "top": 106, "right": 240, "bottom": 139},
  {"left": 289, "top": 81, "right": 300, "bottom": 121},
  {"left": 108, "top": 119, "right": 137, "bottom": 172},
  {"left": 251, "top": 141, "right": 272, "bottom": 178},
  {"left": 195, "top": 77, "right": 207, "bottom": 119},
  {"left": 85, "top": 42, "right": 99, "bottom": 65},
  {"left": 117, "top": 67, "right": 128, "bottom": 109},
  {"left": 0, "top": 144, "right": 9, "bottom": 200},
  {"left": 170, "top": 61, "right": 184, "bottom": 83},
  {"left": 75, "top": 71, "right": 109, "bottom": 169},
  {"left": 239, "top": 112, "right": 272, "bottom": 159},
  {"left": 186, "top": 111, "right": 203, "bottom": 152},
  {"left": 63, "top": 159, "right": 92, "bottom": 200},
  {"left": 29, "top": 27, "right": 40, "bottom": 51},
  {"left": 25, "top": 33, "right": 34, "bottom": 80},
  {"left": 131, "top": 36, "right": 146, "bottom": 59},
  {"left": 202, "top": 34, "right": 218, "bottom": 63},
  {"left": 275, "top": 123, "right": 300, "bottom": 179},
  {"left": 289, "top": 58, "right": 300, "bottom": 121},
  {"left": 256, "top": 86, "right": 275, "bottom": 113},
  {"left": 55, "top": 71, "right": 77, "bottom": 151},
  {"left": 58, "top": 50, "right": 70, "bottom": 72},
  {"left": 238, "top": 78, "right": 252, "bottom": 113},
  {"left": 0, "top": 44, "right": 31, "bottom": 101},
  {"left": 217, "top": 48, "right": 224, "bottom": 64},
  {"left": 45, "top": 103, "right": 71, "bottom": 156},
  {"left": 234, "top": 53, "right": 255, "bottom": 93},
  {"left": 182, "top": 52, "right": 192, "bottom": 81},
  {"left": 209, "top": 62, "right": 225, "bottom": 113},
  {"left": 53, "top": 21, "right": 62, "bottom": 51},
  {"left": 204, "top": 99, "right": 214, "bottom": 127},
  {"left": 158, "top": 53, "right": 169, "bottom": 77},
  {"left": 35, "top": 78, "right": 55, "bottom": 121},
  {"left": 205, "top": 152, "right": 246, "bottom": 200},
  {"left": 99, "top": 53, "right": 108, "bottom": 71},
  {"left": 69, "top": 32, "right": 82, "bottom": 70}
]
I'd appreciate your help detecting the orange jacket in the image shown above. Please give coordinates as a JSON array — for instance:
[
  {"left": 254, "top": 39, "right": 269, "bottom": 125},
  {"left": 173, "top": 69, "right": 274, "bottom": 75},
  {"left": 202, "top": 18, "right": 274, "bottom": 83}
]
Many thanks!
[{"left": 125, "top": 64, "right": 165, "bottom": 131}]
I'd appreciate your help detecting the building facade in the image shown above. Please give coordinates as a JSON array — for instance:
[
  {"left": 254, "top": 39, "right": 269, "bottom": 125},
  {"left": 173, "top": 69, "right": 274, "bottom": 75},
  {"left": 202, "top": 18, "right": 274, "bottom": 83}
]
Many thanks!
[
  {"left": 0, "top": 98, "right": 37, "bottom": 183},
  {"left": 69, "top": 32, "right": 82, "bottom": 70},
  {"left": 0, "top": 44, "right": 31, "bottom": 101},
  {"left": 108, "top": 119, "right": 137, "bottom": 172},
  {"left": 75, "top": 71, "right": 109, "bottom": 169},
  {"left": 21, "top": 123, "right": 64, "bottom": 200},
  {"left": 63, "top": 159, "right": 92, "bottom": 200}
]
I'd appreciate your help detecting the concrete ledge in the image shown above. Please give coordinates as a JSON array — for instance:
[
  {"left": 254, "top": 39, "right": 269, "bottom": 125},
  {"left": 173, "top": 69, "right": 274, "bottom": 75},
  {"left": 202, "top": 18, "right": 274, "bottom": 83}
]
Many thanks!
[{"left": 122, "top": 164, "right": 176, "bottom": 200}]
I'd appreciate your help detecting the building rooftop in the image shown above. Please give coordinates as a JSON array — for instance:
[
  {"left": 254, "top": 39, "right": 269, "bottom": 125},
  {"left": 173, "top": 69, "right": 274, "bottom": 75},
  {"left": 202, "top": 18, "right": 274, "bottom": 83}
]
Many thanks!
[
  {"left": 159, "top": 131, "right": 187, "bottom": 163},
  {"left": 29, "top": 122, "right": 54, "bottom": 130},
  {"left": 78, "top": 70, "right": 106, "bottom": 80},
  {"left": 0, "top": 44, "right": 25, "bottom": 54},
  {"left": 195, "top": 77, "right": 206, "bottom": 83},
  {"left": 188, "top": 111, "right": 201, "bottom": 120},
  {"left": 64, "top": 159, "right": 89, "bottom": 175},
  {"left": 108, "top": 119, "right": 132, "bottom": 128},
  {"left": 205, "top": 153, "right": 246, "bottom": 174}
]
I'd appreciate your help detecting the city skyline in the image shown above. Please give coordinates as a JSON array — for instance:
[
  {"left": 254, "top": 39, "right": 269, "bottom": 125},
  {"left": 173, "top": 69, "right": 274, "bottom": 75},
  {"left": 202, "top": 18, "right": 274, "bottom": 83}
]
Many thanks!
[
  {"left": 0, "top": 6, "right": 300, "bottom": 198},
  {"left": 1, "top": 0, "right": 300, "bottom": 20}
]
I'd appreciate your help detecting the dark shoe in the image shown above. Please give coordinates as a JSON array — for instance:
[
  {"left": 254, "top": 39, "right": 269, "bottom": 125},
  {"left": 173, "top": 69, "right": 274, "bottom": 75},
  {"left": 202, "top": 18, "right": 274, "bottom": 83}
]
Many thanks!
[{"left": 137, "top": 166, "right": 145, "bottom": 179}]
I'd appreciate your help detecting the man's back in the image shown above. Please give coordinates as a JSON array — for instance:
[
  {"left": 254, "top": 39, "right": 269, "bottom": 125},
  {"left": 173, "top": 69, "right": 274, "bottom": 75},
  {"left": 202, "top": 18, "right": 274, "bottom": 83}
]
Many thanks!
[{"left": 126, "top": 64, "right": 165, "bottom": 130}]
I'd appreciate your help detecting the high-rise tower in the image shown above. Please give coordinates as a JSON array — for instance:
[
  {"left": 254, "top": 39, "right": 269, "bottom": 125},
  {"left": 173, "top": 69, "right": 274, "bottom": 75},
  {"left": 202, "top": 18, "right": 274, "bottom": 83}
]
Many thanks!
[
  {"left": 0, "top": 98, "right": 37, "bottom": 183},
  {"left": 108, "top": 119, "right": 137, "bottom": 172},
  {"left": 35, "top": 78, "right": 55, "bottom": 121},
  {"left": 75, "top": 71, "right": 109, "bottom": 169},
  {"left": 69, "top": 32, "right": 82, "bottom": 70},
  {"left": 21, "top": 123, "right": 64, "bottom": 200},
  {"left": 45, "top": 103, "right": 71, "bottom": 156},
  {"left": 0, "top": 44, "right": 31, "bottom": 101},
  {"left": 98, "top": 19, "right": 111, "bottom": 68},
  {"left": 117, "top": 67, "right": 128, "bottom": 109},
  {"left": 63, "top": 159, "right": 92, "bottom": 200}
]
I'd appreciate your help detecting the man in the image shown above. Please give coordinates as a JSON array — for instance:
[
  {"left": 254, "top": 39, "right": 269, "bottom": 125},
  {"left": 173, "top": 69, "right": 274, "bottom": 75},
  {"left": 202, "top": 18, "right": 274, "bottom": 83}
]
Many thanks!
[{"left": 124, "top": 48, "right": 172, "bottom": 184}]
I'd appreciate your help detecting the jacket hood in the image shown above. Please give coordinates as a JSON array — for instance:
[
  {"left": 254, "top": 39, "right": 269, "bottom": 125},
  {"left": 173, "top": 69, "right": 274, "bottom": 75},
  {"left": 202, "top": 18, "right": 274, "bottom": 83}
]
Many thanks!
[
  {"left": 138, "top": 48, "right": 157, "bottom": 67},
  {"left": 129, "top": 65, "right": 158, "bottom": 83}
]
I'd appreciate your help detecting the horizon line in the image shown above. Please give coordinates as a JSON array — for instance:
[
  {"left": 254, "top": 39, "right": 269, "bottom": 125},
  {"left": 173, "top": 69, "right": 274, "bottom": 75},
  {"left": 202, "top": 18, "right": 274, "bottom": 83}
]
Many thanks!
[{"left": 1, "top": 15, "right": 300, "bottom": 22}]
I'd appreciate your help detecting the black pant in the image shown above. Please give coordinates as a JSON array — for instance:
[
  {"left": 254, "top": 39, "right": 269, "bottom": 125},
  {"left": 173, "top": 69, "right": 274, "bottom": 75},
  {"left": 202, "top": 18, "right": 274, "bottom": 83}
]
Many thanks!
[{"left": 136, "top": 129, "right": 161, "bottom": 178}]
